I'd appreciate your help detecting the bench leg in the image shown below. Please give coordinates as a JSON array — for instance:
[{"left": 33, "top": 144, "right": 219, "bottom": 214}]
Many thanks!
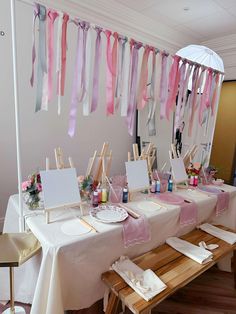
[{"left": 105, "top": 291, "right": 120, "bottom": 314}]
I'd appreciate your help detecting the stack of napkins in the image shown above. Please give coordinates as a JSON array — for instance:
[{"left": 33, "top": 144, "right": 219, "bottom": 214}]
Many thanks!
[
  {"left": 111, "top": 256, "right": 167, "bottom": 301},
  {"left": 166, "top": 237, "right": 213, "bottom": 264},
  {"left": 199, "top": 223, "right": 236, "bottom": 245}
]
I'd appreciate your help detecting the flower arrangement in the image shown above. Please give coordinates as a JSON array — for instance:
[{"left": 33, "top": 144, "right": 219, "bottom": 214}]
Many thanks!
[
  {"left": 186, "top": 162, "right": 201, "bottom": 177},
  {"left": 22, "top": 172, "right": 42, "bottom": 209},
  {"left": 77, "top": 175, "right": 98, "bottom": 201}
]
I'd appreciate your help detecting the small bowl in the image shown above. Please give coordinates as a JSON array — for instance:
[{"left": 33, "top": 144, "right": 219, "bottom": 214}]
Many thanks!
[{"left": 212, "top": 179, "right": 224, "bottom": 186}]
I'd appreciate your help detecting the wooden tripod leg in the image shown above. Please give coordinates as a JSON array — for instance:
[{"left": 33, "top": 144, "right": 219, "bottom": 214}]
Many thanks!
[{"left": 105, "top": 291, "right": 120, "bottom": 314}]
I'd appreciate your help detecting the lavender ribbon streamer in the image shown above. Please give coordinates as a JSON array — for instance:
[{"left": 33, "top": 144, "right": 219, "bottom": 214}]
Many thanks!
[
  {"left": 159, "top": 52, "right": 169, "bottom": 120},
  {"left": 35, "top": 4, "right": 47, "bottom": 112},
  {"left": 90, "top": 27, "right": 103, "bottom": 113},
  {"left": 30, "top": 3, "right": 39, "bottom": 87},
  {"left": 126, "top": 40, "right": 142, "bottom": 136},
  {"left": 116, "top": 35, "right": 127, "bottom": 109}
]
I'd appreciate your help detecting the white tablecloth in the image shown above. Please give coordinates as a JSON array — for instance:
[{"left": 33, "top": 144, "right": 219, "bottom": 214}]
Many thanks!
[{"left": 1, "top": 184, "right": 236, "bottom": 314}]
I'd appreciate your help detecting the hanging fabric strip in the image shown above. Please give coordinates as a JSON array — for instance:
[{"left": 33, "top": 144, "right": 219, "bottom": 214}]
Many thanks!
[
  {"left": 68, "top": 21, "right": 83, "bottom": 137},
  {"left": 120, "top": 37, "right": 130, "bottom": 117},
  {"left": 137, "top": 45, "right": 151, "bottom": 110},
  {"left": 60, "top": 13, "right": 69, "bottom": 97},
  {"left": 188, "top": 64, "right": 200, "bottom": 137},
  {"left": 78, "top": 21, "right": 90, "bottom": 103},
  {"left": 147, "top": 49, "right": 157, "bottom": 136},
  {"left": 211, "top": 72, "right": 220, "bottom": 116},
  {"left": 105, "top": 30, "right": 114, "bottom": 115},
  {"left": 126, "top": 39, "right": 142, "bottom": 136},
  {"left": 47, "top": 10, "right": 58, "bottom": 102},
  {"left": 56, "top": 12, "right": 63, "bottom": 115},
  {"left": 35, "top": 4, "right": 47, "bottom": 112},
  {"left": 165, "top": 55, "right": 181, "bottom": 120},
  {"left": 174, "top": 60, "right": 187, "bottom": 133},
  {"left": 199, "top": 68, "right": 213, "bottom": 125},
  {"left": 116, "top": 35, "right": 127, "bottom": 110},
  {"left": 159, "top": 52, "right": 169, "bottom": 120},
  {"left": 179, "top": 62, "right": 193, "bottom": 124},
  {"left": 82, "top": 27, "right": 92, "bottom": 116},
  {"left": 91, "top": 26, "right": 102, "bottom": 113},
  {"left": 112, "top": 32, "right": 119, "bottom": 109},
  {"left": 30, "top": 3, "right": 40, "bottom": 87}
]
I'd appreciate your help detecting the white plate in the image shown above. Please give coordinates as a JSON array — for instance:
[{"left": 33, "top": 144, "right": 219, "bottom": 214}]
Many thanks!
[{"left": 90, "top": 205, "right": 128, "bottom": 223}]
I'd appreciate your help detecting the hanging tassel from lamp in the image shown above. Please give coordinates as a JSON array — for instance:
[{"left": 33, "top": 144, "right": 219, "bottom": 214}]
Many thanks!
[{"left": 126, "top": 39, "right": 142, "bottom": 136}]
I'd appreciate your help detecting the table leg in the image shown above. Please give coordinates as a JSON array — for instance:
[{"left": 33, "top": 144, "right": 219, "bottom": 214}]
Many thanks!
[
  {"left": 9, "top": 267, "right": 14, "bottom": 313},
  {"left": 233, "top": 250, "right": 236, "bottom": 289},
  {"left": 105, "top": 291, "right": 120, "bottom": 314}
]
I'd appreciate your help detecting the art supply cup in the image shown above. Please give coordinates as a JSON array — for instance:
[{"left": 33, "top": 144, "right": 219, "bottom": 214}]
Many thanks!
[
  {"left": 109, "top": 186, "right": 123, "bottom": 203},
  {"left": 160, "top": 179, "right": 168, "bottom": 193}
]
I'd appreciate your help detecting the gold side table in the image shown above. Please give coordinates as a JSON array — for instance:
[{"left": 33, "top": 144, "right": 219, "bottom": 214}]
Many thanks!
[{"left": 0, "top": 232, "right": 41, "bottom": 314}]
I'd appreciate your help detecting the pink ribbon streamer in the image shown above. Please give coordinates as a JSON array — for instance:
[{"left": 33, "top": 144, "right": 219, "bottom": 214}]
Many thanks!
[
  {"left": 30, "top": 3, "right": 40, "bottom": 87},
  {"left": 165, "top": 55, "right": 181, "bottom": 120},
  {"left": 211, "top": 72, "right": 220, "bottom": 116},
  {"left": 159, "top": 52, "right": 169, "bottom": 120},
  {"left": 199, "top": 68, "right": 213, "bottom": 125},
  {"left": 126, "top": 39, "right": 142, "bottom": 136},
  {"left": 91, "top": 27, "right": 103, "bottom": 113},
  {"left": 105, "top": 30, "right": 114, "bottom": 116},
  {"left": 137, "top": 45, "right": 151, "bottom": 110},
  {"left": 47, "top": 10, "right": 58, "bottom": 102},
  {"left": 179, "top": 62, "right": 193, "bottom": 124},
  {"left": 60, "top": 13, "right": 69, "bottom": 97},
  {"left": 112, "top": 32, "right": 119, "bottom": 111}
]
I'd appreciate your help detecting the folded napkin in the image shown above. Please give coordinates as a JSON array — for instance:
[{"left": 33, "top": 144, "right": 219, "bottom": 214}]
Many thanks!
[
  {"left": 122, "top": 215, "right": 151, "bottom": 248},
  {"left": 166, "top": 237, "right": 213, "bottom": 264},
  {"left": 198, "top": 223, "right": 236, "bottom": 245},
  {"left": 215, "top": 192, "right": 230, "bottom": 216},
  {"left": 111, "top": 256, "right": 167, "bottom": 301},
  {"left": 179, "top": 201, "right": 197, "bottom": 227}
]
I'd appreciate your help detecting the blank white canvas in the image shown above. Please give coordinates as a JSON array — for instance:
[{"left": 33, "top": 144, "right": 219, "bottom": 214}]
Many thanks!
[
  {"left": 40, "top": 168, "right": 81, "bottom": 209},
  {"left": 125, "top": 160, "right": 149, "bottom": 192},
  {"left": 170, "top": 157, "right": 188, "bottom": 183}
]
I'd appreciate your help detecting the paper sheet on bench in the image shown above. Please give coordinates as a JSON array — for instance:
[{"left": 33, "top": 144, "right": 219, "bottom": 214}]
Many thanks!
[
  {"left": 111, "top": 256, "right": 167, "bottom": 301},
  {"left": 166, "top": 237, "right": 213, "bottom": 264},
  {"left": 199, "top": 223, "right": 236, "bottom": 245}
]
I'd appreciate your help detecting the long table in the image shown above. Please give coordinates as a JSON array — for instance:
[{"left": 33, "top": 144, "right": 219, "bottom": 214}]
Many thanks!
[{"left": 1, "top": 184, "right": 236, "bottom": 314}]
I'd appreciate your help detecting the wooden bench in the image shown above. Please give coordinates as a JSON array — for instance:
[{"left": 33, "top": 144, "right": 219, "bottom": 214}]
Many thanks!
[{"left": 102, "top": 225, "right": 236, "bottom": 314}]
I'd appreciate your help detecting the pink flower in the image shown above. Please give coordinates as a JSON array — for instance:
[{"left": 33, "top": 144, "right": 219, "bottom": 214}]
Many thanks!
[
  {"left": 22, "top": 180, "right": 31, "bottom": 191},
  {"left": 36, "top": 183, "right": 42, "bottom": 192}
]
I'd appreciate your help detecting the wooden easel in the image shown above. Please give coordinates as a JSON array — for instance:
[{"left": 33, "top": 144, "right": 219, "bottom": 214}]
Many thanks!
[
  {"left": 183, "top": 144, "right": 198, "bottom": 168},
  {"left": 86, "top": 142, "right": 112, "bottom": 183},
  {"left": 128, "top": 143, "right": 156, "bottom": 180}
]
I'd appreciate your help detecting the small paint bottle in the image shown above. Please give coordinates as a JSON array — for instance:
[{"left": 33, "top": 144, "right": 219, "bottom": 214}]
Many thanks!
[
  {"left": 194, "top": 176, "right": 198, "bottom": 187},
  {"left": 122, "top": 187, "right": 129, "bottom": 203},
  {"left": 92, "top": 191, "right": 99, "bottom": 207},
  {"left": 189, "top": 175, "right": 195, "bottom": 186},
  {"left": 101, "top": 188, "right": 107, "bottom": 203},
  {"left": 150, "top": 181, "right": 156, "bottom": 193},
  {"left": 97, "top": 188, "right": 102, "bottom": 203},
  {"left": 155, "top": 180, "right": 161, "bottom": 193},
  {"left": 168, "top": 179, "right": 173, "bottom": 192}
]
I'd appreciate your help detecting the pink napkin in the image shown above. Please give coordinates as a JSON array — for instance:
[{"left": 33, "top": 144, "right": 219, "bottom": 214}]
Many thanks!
[
  {"left": 122, "top": 215, "right": 151, "bottom": 248},
  {"left": 179, "top": 201, "right": 198, "bottom": 226},
  {"left": 215, "top": 192, "right": 230, "bottom": 216}
]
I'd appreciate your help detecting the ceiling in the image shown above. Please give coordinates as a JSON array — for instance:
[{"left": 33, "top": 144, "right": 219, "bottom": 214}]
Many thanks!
[{"left": 115, "top": 0, "right": 236, "bottom": 42}]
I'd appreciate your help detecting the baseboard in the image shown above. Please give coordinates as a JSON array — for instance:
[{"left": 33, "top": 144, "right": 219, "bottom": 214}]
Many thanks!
[{"left": 0, "top": 217, "right": 4, "bottom": 233}]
